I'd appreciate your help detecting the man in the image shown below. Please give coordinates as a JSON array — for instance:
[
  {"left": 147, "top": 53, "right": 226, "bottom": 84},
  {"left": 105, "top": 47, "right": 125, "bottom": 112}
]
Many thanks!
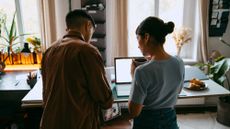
[{"left": 40, "top": 10, "right": 113, "bottom": 129}]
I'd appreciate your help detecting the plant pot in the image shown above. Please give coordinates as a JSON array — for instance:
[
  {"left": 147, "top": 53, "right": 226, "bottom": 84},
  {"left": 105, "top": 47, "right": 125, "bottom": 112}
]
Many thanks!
[
  {"left": 0, "top": 61, "right": 6, "bottom": 74},
  {"left": 217, "top": 97, "right": 230, "bottom": 127}
]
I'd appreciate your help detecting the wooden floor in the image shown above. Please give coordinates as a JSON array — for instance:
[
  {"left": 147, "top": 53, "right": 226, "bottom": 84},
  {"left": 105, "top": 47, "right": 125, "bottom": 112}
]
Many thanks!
[
  {"left": 101, "top": 112, "right": 230, "bottom": 129},
  {"left": 101, "top": 118, "right": 132, "bottom": 129}
]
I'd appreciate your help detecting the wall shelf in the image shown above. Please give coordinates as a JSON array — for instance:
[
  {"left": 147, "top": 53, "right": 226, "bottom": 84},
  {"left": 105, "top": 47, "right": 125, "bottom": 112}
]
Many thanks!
[
  {"left": 81, "top": 0, "right": 107, "bottom": 63},
  {"left": 209, "top": 0, "right": 230, "bottom": 36}
]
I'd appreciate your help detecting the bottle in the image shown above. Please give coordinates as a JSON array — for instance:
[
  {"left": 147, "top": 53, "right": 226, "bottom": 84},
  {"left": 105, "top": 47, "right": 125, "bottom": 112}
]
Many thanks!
[{"left": 21, "top": 42, "right": 32, "bottom": 64}]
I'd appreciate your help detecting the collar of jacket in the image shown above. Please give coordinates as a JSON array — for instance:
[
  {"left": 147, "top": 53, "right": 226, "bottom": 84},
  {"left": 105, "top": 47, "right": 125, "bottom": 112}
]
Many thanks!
[{"left": 63, "top": 30, "right": 85, "bottom": 41}]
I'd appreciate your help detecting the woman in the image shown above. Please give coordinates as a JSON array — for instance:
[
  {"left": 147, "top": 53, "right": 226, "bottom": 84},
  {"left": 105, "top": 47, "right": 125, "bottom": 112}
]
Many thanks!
[{"left": 128, "top": 17, "right": 185, "bottom": 129}]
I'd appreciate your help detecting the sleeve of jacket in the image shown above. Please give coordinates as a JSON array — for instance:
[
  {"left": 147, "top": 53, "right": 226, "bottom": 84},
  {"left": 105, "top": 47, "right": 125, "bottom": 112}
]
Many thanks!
[{"left": 80, "top": 44, "right": 113, "bottom": 109}]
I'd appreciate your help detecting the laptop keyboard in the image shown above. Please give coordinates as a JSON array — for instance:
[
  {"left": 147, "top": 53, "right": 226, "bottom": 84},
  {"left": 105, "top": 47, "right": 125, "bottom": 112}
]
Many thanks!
[{"left": 116, "top": 84, "right": 131, "bottom": 96}]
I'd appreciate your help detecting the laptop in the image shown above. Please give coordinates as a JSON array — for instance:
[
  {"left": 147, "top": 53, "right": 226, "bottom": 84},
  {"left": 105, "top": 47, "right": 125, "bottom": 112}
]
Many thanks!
[{"left": 114, "top": 57, "right": 146, "bottom": 97}]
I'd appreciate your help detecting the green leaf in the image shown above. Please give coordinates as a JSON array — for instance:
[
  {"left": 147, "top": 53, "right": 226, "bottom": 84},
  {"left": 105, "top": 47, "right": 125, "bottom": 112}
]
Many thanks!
[
  {"left": 212, "top": 59, "right": 229, "bottom": 85},
  {"left": 215, "top": 56, "right": 225, "bottom": 62},
  {"left": 9, "top": 12, "right": 17, "bottom": 44}
]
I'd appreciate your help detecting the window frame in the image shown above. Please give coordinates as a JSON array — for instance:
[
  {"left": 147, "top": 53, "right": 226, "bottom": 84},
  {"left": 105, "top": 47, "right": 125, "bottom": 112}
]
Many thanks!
[
  {"left": 127, "top": 0, "right": 200, "bottom": 64},
  {"left": 15, "top": 0, "right": 24, "bottom": 48},
  {"left": 2, "top": 0, "right": 40, "bottom": 48}
]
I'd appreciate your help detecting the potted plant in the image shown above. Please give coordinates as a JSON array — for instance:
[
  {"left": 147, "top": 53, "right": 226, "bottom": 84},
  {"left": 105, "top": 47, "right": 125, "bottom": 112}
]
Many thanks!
[
  {"left": 0, "top": 9, "right": 6, "bottom": 35},
  {"left": 0, "top": 10, "right": 6, "bottom": 73},
  {"left": 0, "top": 12, "right": 29, "bottom": 66},
  {"left": 196, "top": 51, "right": 230, "bottom": 126},
  {"left": 26, "top": 36, "right": 42, "bottom": 64}
]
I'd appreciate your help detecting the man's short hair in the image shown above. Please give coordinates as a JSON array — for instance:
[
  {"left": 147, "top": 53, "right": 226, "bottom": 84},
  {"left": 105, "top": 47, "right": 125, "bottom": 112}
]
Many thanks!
[{"left": 66, "top": 9, "right": 96, "bottom": 29}]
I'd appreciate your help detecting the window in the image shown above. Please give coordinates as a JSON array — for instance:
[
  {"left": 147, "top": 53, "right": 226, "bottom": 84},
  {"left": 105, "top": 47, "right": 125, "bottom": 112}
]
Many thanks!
[
  {"left": 0, "top": 0, "right": 41, "bottom": 52},
  {"left": 128, "top": 0, "right": 199, "bottom": 62}
]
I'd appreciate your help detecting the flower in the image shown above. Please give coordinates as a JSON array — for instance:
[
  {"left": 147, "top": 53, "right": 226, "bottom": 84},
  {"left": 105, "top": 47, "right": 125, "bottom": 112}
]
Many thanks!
[
  {"left": 26, "top": 36, "right": 41, "bottom": 52},
  {"left": 26, "top": 36, "right": 41, "bottom": 46},
  {"left": 172, "top": 27, "right": 192, "bottom": 48}
]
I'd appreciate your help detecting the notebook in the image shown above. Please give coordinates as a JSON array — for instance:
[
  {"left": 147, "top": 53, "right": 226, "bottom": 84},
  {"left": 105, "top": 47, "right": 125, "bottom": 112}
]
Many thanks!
[{"left": 114, "top": 57, "right": 146, "bottom": 96}]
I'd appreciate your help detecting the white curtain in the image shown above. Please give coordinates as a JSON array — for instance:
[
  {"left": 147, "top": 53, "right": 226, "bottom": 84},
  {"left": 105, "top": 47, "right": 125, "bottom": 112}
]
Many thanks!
[
  {"left": 106, "top": 0, "right": 128, "bottom": 66},
  {"left": 38, "top": 0, "right": 57, "bottom": 51},
  {"left": 198, "top": 0, "right": 209, "bottom": 62}
]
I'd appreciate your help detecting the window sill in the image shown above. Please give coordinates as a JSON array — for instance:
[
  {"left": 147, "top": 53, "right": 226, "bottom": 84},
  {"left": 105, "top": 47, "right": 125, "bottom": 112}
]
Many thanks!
[
  {"left": 5, "top": 64, "right": 40, "bottom": 71},
  {"left": 183, "top": 58, "right": 198, "bottom": 65}
]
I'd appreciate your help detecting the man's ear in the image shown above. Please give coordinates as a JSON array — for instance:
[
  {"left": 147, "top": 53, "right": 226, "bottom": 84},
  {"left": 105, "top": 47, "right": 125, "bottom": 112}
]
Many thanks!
[{"left": 86, "top": 21, "right": 92, "bottom": 31}]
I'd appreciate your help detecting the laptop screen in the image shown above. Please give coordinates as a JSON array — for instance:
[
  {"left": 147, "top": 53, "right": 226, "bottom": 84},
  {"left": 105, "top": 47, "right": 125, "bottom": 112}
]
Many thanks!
[{"left": 114, "top": 57, "right": 133, "bottom": 84}]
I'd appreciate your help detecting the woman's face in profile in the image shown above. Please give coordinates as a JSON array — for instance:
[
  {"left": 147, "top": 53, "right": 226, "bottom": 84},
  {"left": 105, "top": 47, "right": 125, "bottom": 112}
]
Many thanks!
[{"left": 137, "top": 35, "right": 148, "bottom": 56}]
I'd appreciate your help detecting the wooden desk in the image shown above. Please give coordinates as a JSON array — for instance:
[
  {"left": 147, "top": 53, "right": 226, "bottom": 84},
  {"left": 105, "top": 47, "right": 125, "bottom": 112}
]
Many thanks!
[
  {"left": 0, "top": 71, "right": 32, "bottom": 123},
  {"left": 21, "top": 76, "right": 230, "bottom": 107},
  {"left": 0, "top": 71, "right": 31, "bottom": 91},
  {"left": 0, "top": 71, "right": 31, "bottom": 105}
]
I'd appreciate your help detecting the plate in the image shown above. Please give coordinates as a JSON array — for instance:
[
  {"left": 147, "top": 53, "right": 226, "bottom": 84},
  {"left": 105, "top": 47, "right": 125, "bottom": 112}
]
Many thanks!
[{"left": 184, "top": 82, "right": 208, "bottom": 91}]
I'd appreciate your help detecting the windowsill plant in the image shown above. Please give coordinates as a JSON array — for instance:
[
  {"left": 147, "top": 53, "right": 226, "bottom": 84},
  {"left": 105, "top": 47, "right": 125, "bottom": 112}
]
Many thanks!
[{"left": 0, "top": 12, "right": 30, "bottom": 68}]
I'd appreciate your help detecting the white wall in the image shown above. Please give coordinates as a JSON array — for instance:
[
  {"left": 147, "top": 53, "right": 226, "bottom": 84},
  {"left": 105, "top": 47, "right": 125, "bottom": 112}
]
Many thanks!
[
  {"left": 71, "top": 0, "right": 81, "bottom": 9},
  {"left": 54, "top": 0, "right": 69, "bottom": 39},
  {"left": 208, "top": 14, "right": 230, "bottom": 57},
  {"left": 54, "top": 0, "right": 81, "bottom": 39}
]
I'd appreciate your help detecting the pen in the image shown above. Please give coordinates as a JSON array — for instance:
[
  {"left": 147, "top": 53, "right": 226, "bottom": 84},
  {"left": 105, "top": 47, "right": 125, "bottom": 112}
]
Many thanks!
[{"left": 15, "top": 80, "right": 20, "bottom": 86}]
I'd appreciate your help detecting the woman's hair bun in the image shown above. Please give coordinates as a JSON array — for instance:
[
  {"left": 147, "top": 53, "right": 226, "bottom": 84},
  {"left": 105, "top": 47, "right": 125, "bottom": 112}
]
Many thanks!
[{"left": 165, "top": 21, "right": 175, "bottom": 34}]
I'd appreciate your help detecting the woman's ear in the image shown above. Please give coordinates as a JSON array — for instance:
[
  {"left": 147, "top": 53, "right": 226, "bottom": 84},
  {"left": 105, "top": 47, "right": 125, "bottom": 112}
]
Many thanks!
[{"left": 144, "top": 33, "right": 150, "bottom": 45}]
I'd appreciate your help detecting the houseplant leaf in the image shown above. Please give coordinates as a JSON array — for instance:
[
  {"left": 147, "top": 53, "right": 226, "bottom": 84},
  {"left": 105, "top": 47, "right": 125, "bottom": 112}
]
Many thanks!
[
  {"left": 9, "top": 12, "right": 17, "bottom": 45},
  {"left": 211, "top": 59, "right": 229, "bottom": 85}
]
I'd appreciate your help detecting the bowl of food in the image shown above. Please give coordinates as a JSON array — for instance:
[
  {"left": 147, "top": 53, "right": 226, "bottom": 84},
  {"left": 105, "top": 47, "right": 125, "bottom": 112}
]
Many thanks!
[{"left": 184, "top": 78, "right": 207, "bottom": 91}]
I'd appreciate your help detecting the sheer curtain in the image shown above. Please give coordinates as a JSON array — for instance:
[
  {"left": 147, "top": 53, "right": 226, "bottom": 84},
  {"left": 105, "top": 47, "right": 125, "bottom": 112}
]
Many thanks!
[
  {"left": 198, "top": 0, "right": 209, "bottom": 62},
  {"left": 38, "top": 0, "right": 57, "bottom": 51},
  {"left": 106, "top": 0, "right": 128, "bottom": 66}
]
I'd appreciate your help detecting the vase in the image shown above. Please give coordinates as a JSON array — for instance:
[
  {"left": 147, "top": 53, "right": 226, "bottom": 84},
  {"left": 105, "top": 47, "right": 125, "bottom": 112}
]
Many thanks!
[
  {"left": 12, "top": 53, "right": 21, "bottom": 64},
  {"left": 217, "top": 97, "right": 230, "bottom": 127},
  {"left": 36, "top": 52, "right": 43, "bottom": 64},
  {"left": 176, "top": 46, "right": 182, "bottom": 57},
  {"left": 0, "top": 61, "right": 5, "bottom": 74}
]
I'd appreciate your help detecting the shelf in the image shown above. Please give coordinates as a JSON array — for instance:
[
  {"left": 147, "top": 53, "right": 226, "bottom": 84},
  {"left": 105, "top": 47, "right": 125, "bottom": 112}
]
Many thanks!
[
  {"left": 92, "top": 33, "right": 106, "bottom": 38},
  {"left": 212, "top": 9, "right": 230, "bottom": 12},
  {"left": 87, "top": 10, "right": 105, "bottom": 22},
  {"left": 81, "top": 0, "right": 106, "bottom": 64},
  {"left": 4, "top": 64, "right": 40, "bottom": 71},
  {"left": 90, "top": 38, "right": 106, "bottom": 48}
]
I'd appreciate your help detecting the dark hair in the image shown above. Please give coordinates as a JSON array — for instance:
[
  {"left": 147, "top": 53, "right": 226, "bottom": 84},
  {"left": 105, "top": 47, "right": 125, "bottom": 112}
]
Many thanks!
[
  {"left": 136, "top": 16, "right": 174, "bottom": 44},
  {"left": 66, "top": 9, "right": 95, "bottom": 29}
]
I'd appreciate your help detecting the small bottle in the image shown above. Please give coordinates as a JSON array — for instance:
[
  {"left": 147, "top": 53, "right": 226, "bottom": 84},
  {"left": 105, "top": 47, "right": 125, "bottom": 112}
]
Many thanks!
[{"left": 21, "top": 42, "right": 32, "bottom": 64}]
